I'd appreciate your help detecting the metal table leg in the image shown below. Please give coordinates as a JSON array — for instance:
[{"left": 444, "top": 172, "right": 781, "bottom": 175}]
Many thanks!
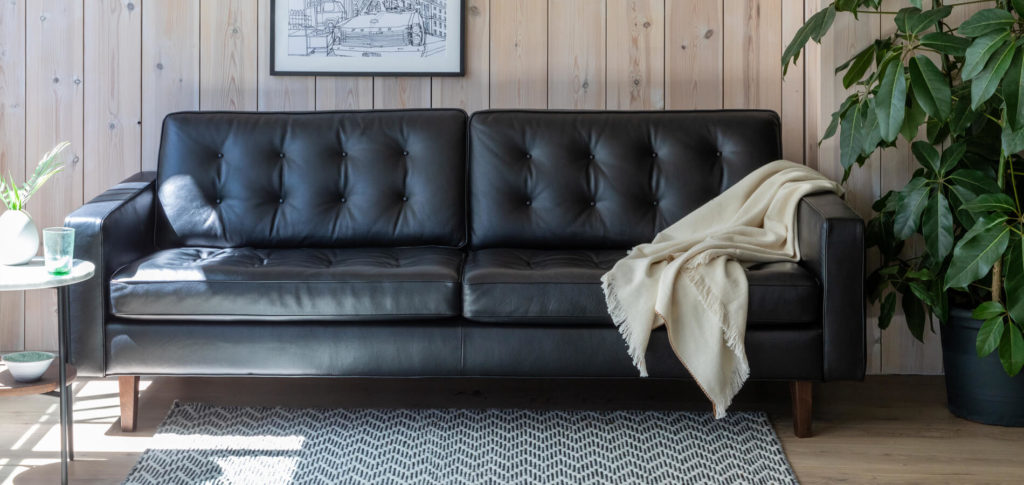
[{"left": 57, "top": 286, "right": 73, "bottom": 485}]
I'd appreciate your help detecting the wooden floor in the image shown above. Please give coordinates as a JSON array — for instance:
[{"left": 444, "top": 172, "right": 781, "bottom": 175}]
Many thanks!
[{"left": 1, "top": 375, "right": 1022, "bottom": 484}]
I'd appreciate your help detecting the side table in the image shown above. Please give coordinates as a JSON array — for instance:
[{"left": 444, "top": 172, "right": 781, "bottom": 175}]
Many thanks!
[{"left": 0, "top": 258, "right": 95, "bottom": 485}]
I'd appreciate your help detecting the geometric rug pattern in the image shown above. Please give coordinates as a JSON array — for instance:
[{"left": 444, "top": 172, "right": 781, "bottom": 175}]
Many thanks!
[{"left": 123, "top": 402, "right": 798, "bottom": 484}]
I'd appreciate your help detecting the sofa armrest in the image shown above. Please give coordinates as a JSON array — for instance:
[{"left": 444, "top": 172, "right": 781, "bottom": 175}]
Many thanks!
[
  {"left": 797, "top": 192, "right": 866, "bottom": 381},
  {"left": 65, "top": 171, "right": 156, "bottom": 376}
]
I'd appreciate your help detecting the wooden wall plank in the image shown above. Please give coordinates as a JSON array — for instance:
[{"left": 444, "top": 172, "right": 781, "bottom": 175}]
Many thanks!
[
  {"left": 432, "top": 0, "right": 490, "bottom": 113},
  {"left": 665, "top": 0, "right": 722, "bottom": 110},
  {"left": 373, "top": 78, "right": 431, "bottom": 109},
  {"left": 24, "top": 0, "right": 85, "bottom": 351},
  {"left": 142, "top": 0, "right": 200, "bottom": 171},
  {"left": 489, "top": 0, "right": 547, "bottom": 109},
  {"left": 257, "top": 0, "right": 314, "bottom": 110},
  {"left": 316, "top": 77, "right": 373, "bottom": 110},
  {"left": 781, "top": 0, "right": 804, "bottom": 163},
  {"left": 200, "top": 0, "right": 258, "bottom": 110},
  {"left": 607, "top": 0, "right": 664, "bottom": 110},
  {"left": 723, "top": 0, "right": 782, "bottom": 112},
  {"left": 0, "top": 0, "right": 26, "bottom": 351},
  {"left": 804, "top": 0, "right": 821, "bottom": 171},
  {"left": 547, "top": 0, "right": 605, "bottom": 109},
  {"left": 84, "top": 0, "right": 142, "bottom": 201}
]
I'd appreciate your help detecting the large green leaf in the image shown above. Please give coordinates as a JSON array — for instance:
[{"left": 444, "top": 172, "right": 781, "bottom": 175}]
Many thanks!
[
  {"left": 1005, "top": 235, "right": 1024, "bottom": 323},
  {"left": 875, "top": 59, "right": 907, "bottom": 143},
  {"left": 861, "top": 98, "right": 882, "bottom": 155},
  {"left": 972, "top": 43, "right": 1017, "bottom": 110},
  {"left": 783, "top": 6, "right": 836, "bottom": 74},
  {"left": 1015, "top": 0, "right": 1024, "bottom": 15},
  {"left": 840, "top": 100, "right": 866, "bottom": 170},
  {"left": 945, "top": 214, "right": 1012, "bottom": 289},
  {"left": 998, "top": 323, "right": 1024, "bottom": 376},
  {"left": 1003, "top": 49, "right": 1024, "bottom": 131},
  {"left": 958, "top": 8, "right": 1017, "bottom": 37},
  {"left": 920, "top": 32, "right": 971, "bottom": 56},
  {"left": 903, "top": 291, "right": 927, "bottom": 342},
  {"left": 949, "top": 169, "right": 1003, "bottom": 194},
  {"left": 901, "top": 96, "right": 927, "bottom": 142},
  {"left": 939, "top": 142, "right": 966, "bottom": 175},
  {"left": 1002, "top": 122, "right": 1024, "bottom": 155},
  {"left": 962, "top": 30, "right": 1010, "bottom": 81},
  {"left": 977, "top": 316, "right": 1005, "bottom": 357},
  {"left": 880, "top": 292, "right": 898, "bottom": 330},
  {"left": 909, "top": 55, "right": 951, "bottom": 121},
  {"left": 895, "top": 6, "right": 952, "bottom": 35},
  {"left": 923, "top": 191, "right": 954, "bottom": 262},
  {"left": 964, "top": 193, "right": 1018, "bottom": 215},
  {"left": 948, "top": 183, "right": 980, "bottom": 226},
  {"left": 911, "top": 141, "right": 941, "bottom": 173},
  {"left": 894, "top": 177, "right": 930, "bottom": 240},
  {"left": 821, "top": 94, "right": 858, "bottom": 142},
  {"left": 974, "top": 301, "right": 1007, "bottom": 320},
  {"left": 843, "top": 45, "right": 876, "bottom": 89}
]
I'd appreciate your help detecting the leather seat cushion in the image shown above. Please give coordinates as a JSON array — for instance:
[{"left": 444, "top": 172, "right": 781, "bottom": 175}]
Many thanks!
[
  {"left": 462, "top": 249, "right": 820, "bottom": 326},
  {"left": 110, "top": 247, "right": 464, "bottom": 321}
]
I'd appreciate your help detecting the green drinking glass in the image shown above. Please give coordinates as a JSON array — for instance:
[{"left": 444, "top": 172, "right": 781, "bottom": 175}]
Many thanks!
[{"left": 43, "top": 227, "right": 74, "bottom": 275}]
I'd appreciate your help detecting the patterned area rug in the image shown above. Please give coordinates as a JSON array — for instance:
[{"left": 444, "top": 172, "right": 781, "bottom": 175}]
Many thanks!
[{"left": 123, "top": 402, "right": 798, "bottom": 485}]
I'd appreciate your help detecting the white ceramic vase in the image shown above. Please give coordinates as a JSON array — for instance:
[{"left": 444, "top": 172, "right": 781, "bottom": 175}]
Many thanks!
[{"left": 0, "top": 210, "right": 39, "bottom": 265}]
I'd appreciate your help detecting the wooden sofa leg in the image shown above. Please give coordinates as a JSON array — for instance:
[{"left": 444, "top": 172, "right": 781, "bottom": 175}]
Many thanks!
[
  {"left": 790, "top": 380, "right": 813, "bottom": 438},
  {"left": 119, "top": 376, "right": 140, "bottom": 432}
]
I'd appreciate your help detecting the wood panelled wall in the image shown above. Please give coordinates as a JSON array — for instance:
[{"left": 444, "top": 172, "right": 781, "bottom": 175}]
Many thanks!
[{"left": 0, "top": 0, "right": 941, "bottom": 374}]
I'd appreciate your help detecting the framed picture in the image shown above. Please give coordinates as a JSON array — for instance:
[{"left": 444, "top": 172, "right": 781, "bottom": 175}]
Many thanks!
[{"left": 271, "top": 0, "right": 465, "bottom": 76}]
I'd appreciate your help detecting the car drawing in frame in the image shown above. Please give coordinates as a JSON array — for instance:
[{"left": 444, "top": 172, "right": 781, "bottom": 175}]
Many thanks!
[{"left": 272, "top": 0, "right": 464, "bottom": 76}]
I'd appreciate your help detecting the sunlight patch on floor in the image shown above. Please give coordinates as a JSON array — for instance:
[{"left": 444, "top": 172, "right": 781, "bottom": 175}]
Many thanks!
[{"left": 0, "top": 378, "right": 156, "bottom": 485}]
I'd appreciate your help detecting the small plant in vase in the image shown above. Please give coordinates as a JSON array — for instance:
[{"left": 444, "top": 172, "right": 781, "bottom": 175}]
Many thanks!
[{"left": 0, "top": 142, "right": 69, "bottom": 265}]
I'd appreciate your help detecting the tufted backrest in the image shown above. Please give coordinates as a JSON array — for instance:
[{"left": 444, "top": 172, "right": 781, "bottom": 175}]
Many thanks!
[
  {"left": 468, "top": 110, "right": 782, "bottom": 249},
  {"left": 155, "top": 110, "right": 467, "bottom": 248}
]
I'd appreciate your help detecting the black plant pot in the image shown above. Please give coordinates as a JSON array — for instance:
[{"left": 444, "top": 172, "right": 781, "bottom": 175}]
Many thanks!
[{"left": 942, "top": 308, "right": 1024, "bottom": 426}]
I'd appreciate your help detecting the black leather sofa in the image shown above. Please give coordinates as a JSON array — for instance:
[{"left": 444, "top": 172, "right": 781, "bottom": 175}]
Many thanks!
[{"left": 65, "top": 109, "right": 865, "bottom": 437}]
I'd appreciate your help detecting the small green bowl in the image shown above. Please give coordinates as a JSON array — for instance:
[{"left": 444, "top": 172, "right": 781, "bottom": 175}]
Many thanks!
[{"left": 2, "top": 351, "right": 55, "bottom": 382}]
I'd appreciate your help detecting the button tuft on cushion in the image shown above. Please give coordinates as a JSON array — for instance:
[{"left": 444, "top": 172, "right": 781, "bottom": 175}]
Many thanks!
[
  {"left": 651, "top": 152, "right": 658, "bottom": 158},
  {"left": 402, "top": 150, "right": 409, "bottom": 156},
  {"left": 525, "top": 153, "right": 532, "bottom": 159},
  {"left": 401, "top": 195, "right": 408, "bottom": 202},
  {"left": 715, "top": 150, "right": 723, "bottom": 157},
  {"left": 215, "top": 198, "right": 222, "bottom": 204},
  {"left": 341, "top": 151, "right": 347, "bottom": 157},
  {"left": 340, "top": 196, "right": 347, "bottom": 203},
  {"left": 216, "top": 153, "right": 223, "bottom": 159},
  {"left": 588, "top": 154, "right": 595, "bottom": 160},
  {"left": 589, "top": 201, "right": 596, "bottom": 207},
  {"left": 652, "top": 200, "right": 659, "bottom": 206},
  {"left": 525, "top": 199, "right": 532, "bottom": 206},
  {"left": 278, "top": 153, "right": 286, "bottom": 158},
  {"left": 278, "top": 198, "right": 284, "bottom": 204}
]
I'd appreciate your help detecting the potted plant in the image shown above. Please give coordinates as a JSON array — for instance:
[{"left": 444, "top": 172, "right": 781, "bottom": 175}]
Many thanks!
[
  {"left": 784, "top": 0, "right": 1024, "bottom": 425},
  {"left": 0, "top": 142, "right": 68, "bottom": 265}
]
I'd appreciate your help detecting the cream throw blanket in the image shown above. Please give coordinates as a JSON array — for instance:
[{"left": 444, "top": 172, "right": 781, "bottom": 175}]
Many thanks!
[{"left": 601, "top": 160, "right": 842, "bottom": 418}]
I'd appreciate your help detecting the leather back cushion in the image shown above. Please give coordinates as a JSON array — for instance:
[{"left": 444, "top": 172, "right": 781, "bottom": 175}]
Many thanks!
[
  {"left": 468, "top": 110, "right": 782, "bottom": 249},
  {"left": 155, "top": 110, "right": 467, "bottom": 248}
]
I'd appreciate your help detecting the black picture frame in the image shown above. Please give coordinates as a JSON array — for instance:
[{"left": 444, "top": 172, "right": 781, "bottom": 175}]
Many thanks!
[{"left": 270, "top": 0, "right": 465, "bottom": 77}]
